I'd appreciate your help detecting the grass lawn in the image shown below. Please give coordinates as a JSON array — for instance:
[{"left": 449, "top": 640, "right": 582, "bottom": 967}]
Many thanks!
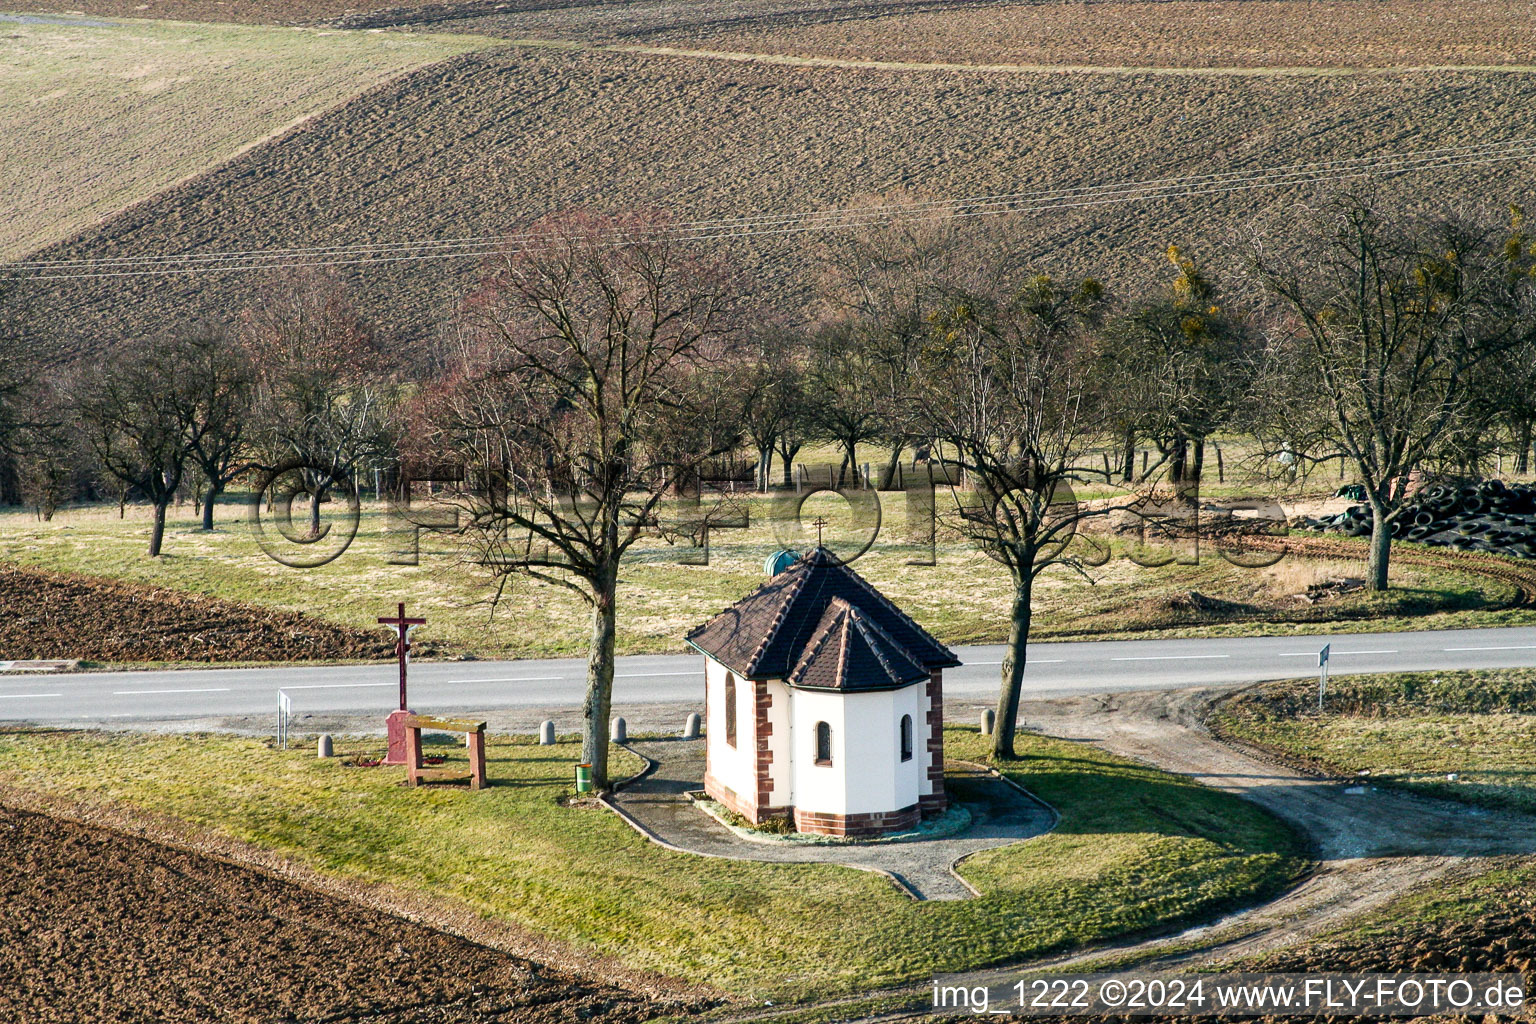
[
  {"left": 0, "top": 15, "right": 497, "bottom": 261},
  {"left": 0, "top": 726, "right": 1306, "bottom": 1001},
  {"left": 1, "top": 491, "right": 1528, "bottom": 664},
  {"left": 1213, "top": 669, "right": 1536, "bottom": 814}
]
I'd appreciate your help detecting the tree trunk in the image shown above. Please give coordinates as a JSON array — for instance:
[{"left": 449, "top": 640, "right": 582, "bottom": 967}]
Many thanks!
[
  {"left": 1120, "top": 431, "right": 1136, "bottom": 484},
  {"left": 1517, "top": 419, "right": 1532, "bottom": 476},
  {"left": 583, "top": 581, "right": 618, "bottom": 790},
  {"left": 1169, "top": 435, "right": 1187, "bottom": 485},
  {"left": 149, "top": 501, "right": 168, "bottom": 557},
  {"left": 201, "top": 479, "right": 221, "bottom": 531},
  {"left": 757, "top": 446, "right": 773, "bottom": 492},
  {"left": 308, "top": 490, "right": 322, "bottom": 538},
  {"left": 1190, "top": 437, "right": 1205, "bottom": 485},
  {"left": 1368, "top": 504, "right": 1391, "bottom": 592},
  {"left": 992, "top": 571, "right": 1034, "bottom": 759},
  {"left": 779, "top": 446, "right": 799, "bottom": 487},
  {"left": 881, "top": 441, "right": 903, "bottom": 490}
]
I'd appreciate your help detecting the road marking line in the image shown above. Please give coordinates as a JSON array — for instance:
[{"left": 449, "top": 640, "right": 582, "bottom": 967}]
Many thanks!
[
  {"left": 616, "top": 672, "right": 691, "bottom": 678},
  {"left": 0, "top": 693, "right": 63, "bottom": 699},
  {"left": 280, "top": 683, "right": 396, "bottom": 690},
  {"left": 444, "top": 676, "right": 563, "bottom": 684},
  {"left": 1111, "top": 654, "right": 1230, "bottom": 661},
  {"left": 1279, "top": 649, "right": 1398, "bottom": 656},
  {"left": 112, "top": 687, "right": 231, "bottom": 695},
  {"left": 1442, "top": 645, "right": 1536, "bottom": 651}
]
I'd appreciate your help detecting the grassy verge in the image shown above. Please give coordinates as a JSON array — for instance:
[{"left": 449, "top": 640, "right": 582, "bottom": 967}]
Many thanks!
[
  {"left": 0, "top": 15, "right": 498, "bottom": 260},
  {"left": 0, "top": 726, "right": 1305, "bottom": 1001},
  {"left": 2, "top": 495, "right": 1528, "bottom": 663},
  {"left": 1212, "top": 669, "right": 1536, "bottom": 814}
]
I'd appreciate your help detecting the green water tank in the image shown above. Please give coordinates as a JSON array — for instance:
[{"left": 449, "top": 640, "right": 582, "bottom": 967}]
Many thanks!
[{"left": 763, "top": 549, "right": 800, "bottom": 577}]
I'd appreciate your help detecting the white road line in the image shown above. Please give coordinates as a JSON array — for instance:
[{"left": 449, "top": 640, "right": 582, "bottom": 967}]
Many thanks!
[
  {"left": 0, "top": 693, "right": 63, "bottom": 699},
  {"left": 280, "top": 682, "right": 396, "bottom": 690},
  {"left": 444, "top": 676, "right": 563, "bottom": 684},
  {"left": 616, "top": 672, "right": 691, "bottom": 678},
  {"left": 1442, "top": 645, "right": 1536, "bottom": 652},
  {"left": 112, "top": 687, "right": 231, "bottom": 695},
  {"left": 1029, "top": 659, "right": 1065, "bottom": 664},
  {"left": 1278, "top": 649, "right": 1398, "bottom": 657},
  {"left": 1111, "top": 654, "right": 1230, "bottom": 662}
]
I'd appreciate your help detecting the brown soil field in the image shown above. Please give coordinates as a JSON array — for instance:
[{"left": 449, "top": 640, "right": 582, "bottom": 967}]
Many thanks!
[
  {"left": 0, "top": 803, "right": 654, "bottom": 1023},
  {"left": 11, "top": 44, "right": 1536, "bottom": 357},
  {"left": 0, "top": 564, "right": 399, "bottom": 662},
  {"left": 0, "top": 0, "right": 1024, "bottom": 33},
  {"left": 670, "top": 0, "right": 1536, "bottom": 69}
]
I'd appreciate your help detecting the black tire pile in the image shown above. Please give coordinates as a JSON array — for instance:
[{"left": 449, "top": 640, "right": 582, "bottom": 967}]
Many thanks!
[{"left": 1298, "top": 479, "right": 1536, "bottom": 559}]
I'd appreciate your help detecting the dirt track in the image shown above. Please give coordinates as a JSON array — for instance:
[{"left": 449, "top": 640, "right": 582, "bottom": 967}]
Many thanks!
[
  {"left": 1008, "top": 687, "right": 1536, "bottom": 970},
  {"left": 0, "top": 803, "right": 656, "bottom": 1023}
]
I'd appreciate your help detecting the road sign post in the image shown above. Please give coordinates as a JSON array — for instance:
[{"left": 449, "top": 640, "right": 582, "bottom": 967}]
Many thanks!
[
  {"left": 1318, "top": 643, "right": 1331, "bottom": 712},
  {"left": 277, "top": 689, "right": 293, "bottom": 750}
]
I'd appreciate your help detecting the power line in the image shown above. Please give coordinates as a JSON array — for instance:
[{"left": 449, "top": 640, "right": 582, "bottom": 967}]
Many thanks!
[{"left": 7, "top": 137, "right": 1533, "bottom": 280}]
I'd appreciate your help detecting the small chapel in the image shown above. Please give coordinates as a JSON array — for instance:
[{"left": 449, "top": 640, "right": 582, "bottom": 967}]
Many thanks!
[{"left": 685, "top": 547, "right": 961, "bottom": 837}]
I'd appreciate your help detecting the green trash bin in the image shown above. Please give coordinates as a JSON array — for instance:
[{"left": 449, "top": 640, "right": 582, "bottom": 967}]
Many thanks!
[{"left": 575, "top": 762, "right": 593, "bottom": 793}]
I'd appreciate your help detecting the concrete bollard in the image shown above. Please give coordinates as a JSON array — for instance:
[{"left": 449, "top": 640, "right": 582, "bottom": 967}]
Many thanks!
[
  {"left": 980, "top": 709, "right": 995, "bottom": 736},
  {"left": 611, "top": 717, "right": 627, "bottom": 743},
  {"left": 317, "top": 734, "right": 334, "bottom": 758},
  {"left": 683, "top": 712, "right": 701, "bottom": 739},
  {"left": 539, "top": 720, "right": 556, "bottom": 745}
]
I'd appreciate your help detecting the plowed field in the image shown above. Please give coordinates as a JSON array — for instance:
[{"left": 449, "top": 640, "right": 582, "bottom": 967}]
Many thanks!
[
  {"left": 671, "top": 0, "right": 1536, "bottom": 68},
  {"left": 0, "top": 803, "right": 654, "bottom": 1023},
  {"left": 0, "top": 564, "right": 398, "bottom": 663},
  {"left": 14, "top": 44, "right": 1536, "bottom": 357}
]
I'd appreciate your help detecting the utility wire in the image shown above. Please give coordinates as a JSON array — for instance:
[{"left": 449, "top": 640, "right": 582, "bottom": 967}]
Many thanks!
[{"left": 7, "top": 137, "right": 1533, "bottom": 280}]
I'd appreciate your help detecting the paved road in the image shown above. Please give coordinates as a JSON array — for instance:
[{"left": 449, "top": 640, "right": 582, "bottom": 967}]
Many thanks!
[{"left": 4, "top": 625, "right": 1536, "bottom": 726}]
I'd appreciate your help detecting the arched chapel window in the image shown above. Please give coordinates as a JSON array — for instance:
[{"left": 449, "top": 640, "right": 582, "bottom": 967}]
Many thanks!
[
  {"left": 724, "top": 673, "right": 737, "bottom": 747},
  {"left": 814, "top": 721, "right": 832, "bottom": 766}
]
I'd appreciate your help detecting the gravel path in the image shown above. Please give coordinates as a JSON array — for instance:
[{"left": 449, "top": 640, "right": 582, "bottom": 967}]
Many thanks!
[
  {"left": 606, "top": 737, "right": 1055, "bottom": 900},
  {"left": 948, "top": 687, "right": 1536, "bottom": 978}
]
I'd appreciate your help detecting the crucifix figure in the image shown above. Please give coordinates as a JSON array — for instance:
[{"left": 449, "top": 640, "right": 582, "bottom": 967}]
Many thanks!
[
  {"left": 378, "top": 602, "right": 426, "bottom": 712},
  {"left": 810, "top": 515, "right": 829, "bottom": 547}
]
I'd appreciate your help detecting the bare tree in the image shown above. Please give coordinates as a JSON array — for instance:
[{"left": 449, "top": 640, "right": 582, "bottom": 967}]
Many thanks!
[
  {"left": 737, "top": 327, "right": 809, "bottom": 492},
  {"left": 1249, "top": 197, "right": 1535, "bottom": 590},
  {"left": 817, "top": 197, "right": 992, "bottom": 485},
  {"left": 908, "top": 271, "right": 1119, "bottom": 758},
  {"left": 1112, "top": 247, "right": 1254, "bottom": 486},
  {"left": 242, "top": 274, "right": 397, "bottom": 535},
  {"left": 173, "top": 325, "right": 256, "bottom": 530},
  {"left": 75, "top": 335, "right": 199, "bottom": 556},
  {"left": 426, "top": 212, "right": 740, "bottom": 790}
]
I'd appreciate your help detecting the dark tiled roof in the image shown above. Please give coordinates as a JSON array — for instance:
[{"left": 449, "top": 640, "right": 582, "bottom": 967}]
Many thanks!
[
  {"left": 685, "top": 547, "right": 960, "bottom": 687},
  {"left": 786, "top": 598, "right": 932, "bottom": 691}
]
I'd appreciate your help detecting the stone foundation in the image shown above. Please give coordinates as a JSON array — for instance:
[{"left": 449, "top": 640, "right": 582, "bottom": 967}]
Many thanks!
[{"left": 793, "top": 803, "right": 921, "bottom": 838}]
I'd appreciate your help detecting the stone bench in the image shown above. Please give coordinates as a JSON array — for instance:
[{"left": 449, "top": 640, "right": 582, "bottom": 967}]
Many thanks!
[{"left": 401, "top": 714, "right": 487, "bottom": 790}]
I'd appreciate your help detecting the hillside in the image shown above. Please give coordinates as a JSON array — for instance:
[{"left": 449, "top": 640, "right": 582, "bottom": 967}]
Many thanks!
[
  {"left": 0, "top": 14, "right": 494, "bottom": 262},
  {"left": 10, "top": 29, "right": 1536, "bottom": 355},
  {"left": 660, "top": 0, "right": 1536, "bottom": 68}
]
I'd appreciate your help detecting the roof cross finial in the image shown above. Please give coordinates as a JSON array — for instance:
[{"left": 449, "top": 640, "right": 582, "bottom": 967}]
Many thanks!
[{"left": 811, "top": 515, "right": 829, "bottom": 547}]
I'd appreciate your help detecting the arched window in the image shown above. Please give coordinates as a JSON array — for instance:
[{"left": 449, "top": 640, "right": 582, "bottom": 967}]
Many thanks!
[
  {"left": 814, "top": 721, "right": 832, "bottom": 766},
  {"left": 724, "top": 673, "right": 737, "bottom": 748},
  {"left": 900, "top": 714, "right": 914, "bottom": 762}
]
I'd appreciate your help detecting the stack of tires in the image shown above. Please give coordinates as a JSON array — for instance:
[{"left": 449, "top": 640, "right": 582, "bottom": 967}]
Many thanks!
[{"left": 1300, "top": 480, "right": 1536, "bottom": 559}]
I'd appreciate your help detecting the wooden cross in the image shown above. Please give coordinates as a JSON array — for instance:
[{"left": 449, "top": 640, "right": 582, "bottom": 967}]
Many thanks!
[
  {"left": 378, "top": 602, "right": 426, "bottom": 711},
  {"left": 811, "top": 515, "right": 829, "bottom": 547}
]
